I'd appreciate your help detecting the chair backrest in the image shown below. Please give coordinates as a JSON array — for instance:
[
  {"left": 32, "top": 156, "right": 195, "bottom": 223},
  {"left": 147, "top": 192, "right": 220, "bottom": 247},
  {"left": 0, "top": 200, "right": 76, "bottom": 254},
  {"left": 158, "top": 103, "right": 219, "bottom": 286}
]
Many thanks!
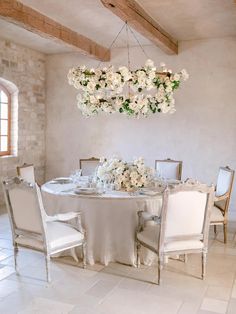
[
  {"left": 2, "top": 177, "right": 46, "bottom": 237},
  {"left": 17, "top": 163, "right": 35, "bottom": 184},
  {"left": 79, "top": 157, "right": 100, "bottom": 176},
  {"left": 155, "top": 159, "right": 182, "bottom": 180},
  {"left": 216, "top": 166, "right": 234, "bottom": 197},
  {"left": 159, "top": 181, "right": 214, "bottom": 252}
]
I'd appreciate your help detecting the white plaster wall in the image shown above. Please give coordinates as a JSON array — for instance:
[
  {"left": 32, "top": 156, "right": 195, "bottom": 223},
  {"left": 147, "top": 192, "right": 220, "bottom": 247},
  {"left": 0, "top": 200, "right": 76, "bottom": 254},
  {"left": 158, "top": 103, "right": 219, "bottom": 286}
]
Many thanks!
[{"left": 46, "top": 37, "right": 236, "bottom": 217}]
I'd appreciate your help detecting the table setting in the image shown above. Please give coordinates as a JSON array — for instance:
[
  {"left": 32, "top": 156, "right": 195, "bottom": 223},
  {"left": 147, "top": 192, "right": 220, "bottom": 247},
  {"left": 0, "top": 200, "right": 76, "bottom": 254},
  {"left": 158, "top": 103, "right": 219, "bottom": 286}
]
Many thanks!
[{"left": 41, "top": 157, "right": 181, "bottom": 265}]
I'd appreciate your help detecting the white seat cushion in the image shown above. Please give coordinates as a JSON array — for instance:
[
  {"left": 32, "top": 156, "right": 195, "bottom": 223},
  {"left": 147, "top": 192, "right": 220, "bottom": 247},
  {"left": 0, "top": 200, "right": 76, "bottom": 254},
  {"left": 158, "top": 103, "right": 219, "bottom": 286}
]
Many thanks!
[
  {"left": 16, "top": 222, "right": 84, "bottom": 253},
  {"left": 164, "top": 240, "right": 203, "bottom": 252},
  {"left": 211, "top": 206, "right": 224, "bottom": 222},
  {"left": 137, "top": 225, "right": 203, "bottom": 252}
]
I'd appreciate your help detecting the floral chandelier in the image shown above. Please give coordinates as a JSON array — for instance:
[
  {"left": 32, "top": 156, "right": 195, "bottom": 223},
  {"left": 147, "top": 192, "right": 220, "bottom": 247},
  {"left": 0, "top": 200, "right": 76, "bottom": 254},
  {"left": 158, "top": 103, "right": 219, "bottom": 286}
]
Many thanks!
[{"left": 68, "top": 23, "right": 189, "bottom": 118}]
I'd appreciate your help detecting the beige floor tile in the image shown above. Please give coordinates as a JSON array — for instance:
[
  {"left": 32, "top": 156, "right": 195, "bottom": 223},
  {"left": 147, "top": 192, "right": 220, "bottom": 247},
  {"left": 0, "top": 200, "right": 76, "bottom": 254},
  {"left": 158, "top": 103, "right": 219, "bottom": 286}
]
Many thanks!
[
  {"left": 0, "top": 265, "right": 15, "bottom": 280},
  {"left": 178, "top": 301, "right": 200, "bottom": 314},
  {"left": 197, "top": 311, "right": 221, "bottom": 314},
  {"left": 85, "top": 279, "right": 119, "bottom": 299},
  {"left": 227, "top": 298, "right": 236, "bottom": 314},
  {"left": 117, "top": 277, "right": 151, "bottom": 292},
  {"left": 231, "top": 279, "right": 236, "bottom": 298},
  {"left": 0, "top": 279, "right": 21, "bottom": 298},
  {"left": 200, "top": 297, "right": 228, "bottom": 314},
  {"left": 0, "top": 249, "right": 13, "bottom": 262},
  {"left": 206, "top": 285, "right": 232, "bottom": 301},
  {"left": 17, "top": 297, "right": 74, "bottom": 314},
  {"left": 98, "top": 288, "right": 182, "bottom": 314},
  {"left": 0, "top": 239, "right": 13, "bottom": 250}
]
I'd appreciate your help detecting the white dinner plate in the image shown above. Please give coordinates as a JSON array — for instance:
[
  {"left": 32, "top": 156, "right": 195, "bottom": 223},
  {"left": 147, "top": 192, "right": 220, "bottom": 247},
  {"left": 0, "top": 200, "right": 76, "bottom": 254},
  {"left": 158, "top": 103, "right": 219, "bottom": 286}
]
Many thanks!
[
  {"left": 50, "top": 177, "right": 72, "bottom": 184},
  {"left": 74, "top": 187, "right": 99, "bottom": 195}
]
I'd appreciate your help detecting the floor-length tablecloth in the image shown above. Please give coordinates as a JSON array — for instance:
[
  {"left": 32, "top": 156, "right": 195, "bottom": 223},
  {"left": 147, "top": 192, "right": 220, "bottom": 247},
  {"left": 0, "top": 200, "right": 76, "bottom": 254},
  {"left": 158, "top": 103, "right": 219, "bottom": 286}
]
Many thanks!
[{"left": 42, "top": 181, "right": 162, "bottom": 266}]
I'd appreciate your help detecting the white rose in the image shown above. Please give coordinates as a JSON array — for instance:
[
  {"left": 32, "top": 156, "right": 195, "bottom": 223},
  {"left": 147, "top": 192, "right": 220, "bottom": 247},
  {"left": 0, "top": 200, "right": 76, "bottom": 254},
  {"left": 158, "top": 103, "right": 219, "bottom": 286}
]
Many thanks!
[
  {"left": 180, "top": 69, "right": 189, "bottom": 81},
  {"left": 145, "top": 59, "right": 154, "bottom": 68},
  {"left": 173, "top": 73, "right": 180, "bottom": 81}
]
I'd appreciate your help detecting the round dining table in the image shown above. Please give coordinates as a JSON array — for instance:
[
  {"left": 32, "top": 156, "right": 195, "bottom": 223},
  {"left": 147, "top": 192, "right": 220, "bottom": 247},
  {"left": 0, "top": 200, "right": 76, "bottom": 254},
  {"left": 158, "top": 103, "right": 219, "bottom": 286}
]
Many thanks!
[{"left": 41, "top": 178, "right": 162, "bottom": 266}]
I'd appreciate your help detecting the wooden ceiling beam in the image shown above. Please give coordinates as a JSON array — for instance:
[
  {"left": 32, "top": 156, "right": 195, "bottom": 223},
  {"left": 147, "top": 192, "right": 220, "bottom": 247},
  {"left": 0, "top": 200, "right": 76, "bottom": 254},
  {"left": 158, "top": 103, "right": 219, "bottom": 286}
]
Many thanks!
[
  {"left": 101, "top": 0, "right": 178, "bottom": 55},
  {"left": 0, "top": 0, "right": 110, "bottom": 61}
]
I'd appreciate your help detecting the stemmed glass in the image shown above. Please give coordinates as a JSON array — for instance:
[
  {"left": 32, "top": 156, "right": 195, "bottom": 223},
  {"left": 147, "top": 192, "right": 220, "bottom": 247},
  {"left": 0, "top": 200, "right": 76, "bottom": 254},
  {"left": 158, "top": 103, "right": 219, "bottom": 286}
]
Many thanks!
[{"left": 70, "top": 169, "right": 82, "bottom": 184}]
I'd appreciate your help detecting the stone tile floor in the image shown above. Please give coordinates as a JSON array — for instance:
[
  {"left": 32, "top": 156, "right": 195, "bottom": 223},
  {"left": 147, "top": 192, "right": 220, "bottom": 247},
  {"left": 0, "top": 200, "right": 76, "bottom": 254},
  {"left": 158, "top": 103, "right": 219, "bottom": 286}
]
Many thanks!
[{"left": 0, "top": 213, "right": 235, "bottom": 314}]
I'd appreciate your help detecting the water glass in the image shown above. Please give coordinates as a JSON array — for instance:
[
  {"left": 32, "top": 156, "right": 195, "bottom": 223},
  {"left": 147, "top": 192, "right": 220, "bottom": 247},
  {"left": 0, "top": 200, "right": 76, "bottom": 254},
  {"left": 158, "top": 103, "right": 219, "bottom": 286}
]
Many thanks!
[{"left": 70, "top": 169, "right": 82, "bottom": 184}]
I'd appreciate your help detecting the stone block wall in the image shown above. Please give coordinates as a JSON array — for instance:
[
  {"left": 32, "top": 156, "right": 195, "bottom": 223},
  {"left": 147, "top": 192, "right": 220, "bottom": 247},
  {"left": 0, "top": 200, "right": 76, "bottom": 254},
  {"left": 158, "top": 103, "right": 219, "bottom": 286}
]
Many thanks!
[{"left": 0, "top": 38, "right": 46, "bottom": 207}]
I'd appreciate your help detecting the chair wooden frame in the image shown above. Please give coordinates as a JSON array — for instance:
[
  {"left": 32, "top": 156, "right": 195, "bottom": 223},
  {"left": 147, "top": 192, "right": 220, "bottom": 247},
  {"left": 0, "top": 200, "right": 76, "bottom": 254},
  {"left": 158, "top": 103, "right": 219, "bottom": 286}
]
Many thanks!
[
  {"left": 211, "top": 166, "right": 235, "bottom": 243},
  {"left": 155, "top": 158, "right": 183, "bottom": 180},
  {"left": 16, "top": 163, "right": 33, "bottom": 175},
  {"left": 2, "top": 177, "right": 87, "bottom": 282},
  {"left": 136, "top": 180, "right": 214, "bottom": 285},
  {"left": 17, "top": 163, "right": 35, "bottom": 179},
  {"left": 79, "top": 157, "right": 100, "bottom": 175}
]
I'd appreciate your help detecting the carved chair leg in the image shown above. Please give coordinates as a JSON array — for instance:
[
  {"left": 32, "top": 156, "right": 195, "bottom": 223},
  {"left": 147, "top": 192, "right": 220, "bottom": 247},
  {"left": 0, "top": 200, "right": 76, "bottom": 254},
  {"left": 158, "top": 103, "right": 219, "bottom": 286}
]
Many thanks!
[
  {"left": 183, "top": 254, "right": 188, "bottom": 263},
  {"left": 136, "top": 241, "right": 141, "bottom": 268},
  {"left": 201, "top": 252, "right": 207, "bottom": 280},
  {"left": 71, "top": 247, "right": 79, "bottom": 263},
  {"left": 82, "top": 242, "right": 87, "bottom": 269},
  {"left": 214, "top": 225, "right": 217, "bottom": 236},
  {"left": 157, "top": 254, "right": 164, "bottom": 285},
  {"left": 223, "top": 224, "right": 227, "bottom": 244},
  {"left": 45, "top": 254, "right": 51, "bottom": 283},
  {"left": 14, "top": 244, "right": 18, "bottom": 274}
]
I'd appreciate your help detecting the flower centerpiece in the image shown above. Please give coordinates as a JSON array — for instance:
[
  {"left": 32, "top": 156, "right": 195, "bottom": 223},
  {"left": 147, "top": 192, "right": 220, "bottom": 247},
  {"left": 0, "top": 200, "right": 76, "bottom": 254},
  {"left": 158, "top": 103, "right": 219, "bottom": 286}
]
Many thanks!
[
  {"left": 96, "top": 157, "right": 154, "bottom": 191},
  {"left": 68, "top": 59, "right": 189, "bottom": 118}
]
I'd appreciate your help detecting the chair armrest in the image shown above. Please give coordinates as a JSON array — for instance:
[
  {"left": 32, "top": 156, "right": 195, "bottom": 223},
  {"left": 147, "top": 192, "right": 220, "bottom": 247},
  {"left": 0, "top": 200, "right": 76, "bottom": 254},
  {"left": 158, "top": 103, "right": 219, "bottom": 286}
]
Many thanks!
[
  {"left": 138, "top": 211, "right": 160, "bottom": 223},
  {"left": 137, "top": 210, "right": 160, "bottom": 233},
  {"left": 46, "top": 212, "right": 85, "bottom": 235},
  {"left": 214, "top": 193, "right": 229, "bottom": 202},
  {"left": 45, "top": 212, "right": 80, "bottom": 222}
]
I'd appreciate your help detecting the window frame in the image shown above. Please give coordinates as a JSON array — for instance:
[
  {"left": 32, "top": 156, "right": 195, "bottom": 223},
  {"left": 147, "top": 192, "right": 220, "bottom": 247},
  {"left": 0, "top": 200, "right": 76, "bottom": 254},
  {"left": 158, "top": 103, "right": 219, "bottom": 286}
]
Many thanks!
[{"left": 0, "top": 85, "right": 11, "bottom": 156}]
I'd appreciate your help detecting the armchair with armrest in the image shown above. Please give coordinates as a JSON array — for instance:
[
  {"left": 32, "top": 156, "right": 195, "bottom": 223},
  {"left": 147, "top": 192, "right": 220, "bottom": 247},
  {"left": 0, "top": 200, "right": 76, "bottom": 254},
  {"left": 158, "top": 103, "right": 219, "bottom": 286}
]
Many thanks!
[
  {"left": 136, "top": 180, "right": 214, "bottom": 285},
  {"left": 210, "top": 166, "right": 235, "bottom": 243},
  {"left": 2, "top": 177, "right": 86, "bottom": 282}
]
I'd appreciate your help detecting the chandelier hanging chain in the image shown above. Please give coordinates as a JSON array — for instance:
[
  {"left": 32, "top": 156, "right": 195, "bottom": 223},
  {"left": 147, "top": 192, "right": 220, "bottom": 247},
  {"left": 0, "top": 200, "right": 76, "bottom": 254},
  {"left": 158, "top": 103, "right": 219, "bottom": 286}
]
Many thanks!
[
  {"left": 125, "top": 22, "right": 131, "bottom": 70},
  {"left": 68, "top": 21, "right": 189, "bottom": 118},
  {"left": 127, "top": 24, "right": 150, "bottom": 60},
  {"left": 96, "top": 21, "right": 150, "bottom": 69},
  {"left": 96, "top": 22, "right": 126, "bottom": 69},
  {"left": 125, "top": 21, "right": 131, "bottom": 97}
]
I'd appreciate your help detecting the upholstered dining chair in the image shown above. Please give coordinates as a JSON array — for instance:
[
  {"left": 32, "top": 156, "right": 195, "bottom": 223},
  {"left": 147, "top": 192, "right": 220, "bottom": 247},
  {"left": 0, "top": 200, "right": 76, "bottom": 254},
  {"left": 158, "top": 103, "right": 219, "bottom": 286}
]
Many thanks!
[
  {"left": 79, "top": 157, "right": 100, "bottom": 176},
  {"left": 2, "top": 177, "right": 86, "bottom": 282},
  {"left": 155, "top": 158, "right": 183, "bottom": 180},
  {"left": 136, "top": 180, "right": 214, "bottom": 285},
  {"left": 210, "top": 166, "right": 235, "bottom": 243},
  {"left": 17, "top": 163, "right": 35, "bottom": 184}
]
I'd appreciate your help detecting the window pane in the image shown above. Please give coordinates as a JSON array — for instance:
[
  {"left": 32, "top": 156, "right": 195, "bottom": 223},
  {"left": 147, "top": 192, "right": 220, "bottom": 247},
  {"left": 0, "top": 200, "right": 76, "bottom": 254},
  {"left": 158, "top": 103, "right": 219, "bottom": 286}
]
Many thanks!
[
  {"left": 0, "top": 90, "right": 8, "bottom": 103},
  {"left": 0, "top": 120, "right": 8, "bottom": 136},
  {"left": 0, "top": 103, "right": 8, "bottom": 119},
  {"left": 0, "top": 136, "right": 8, "bottom": 152}
]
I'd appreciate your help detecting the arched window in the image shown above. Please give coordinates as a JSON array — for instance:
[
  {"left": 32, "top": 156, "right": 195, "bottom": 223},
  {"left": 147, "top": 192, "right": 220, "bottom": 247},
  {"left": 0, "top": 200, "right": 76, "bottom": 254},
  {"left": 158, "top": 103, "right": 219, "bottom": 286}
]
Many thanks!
[{"left": 0, "top": 85, "right": 11, "bottom": 156}]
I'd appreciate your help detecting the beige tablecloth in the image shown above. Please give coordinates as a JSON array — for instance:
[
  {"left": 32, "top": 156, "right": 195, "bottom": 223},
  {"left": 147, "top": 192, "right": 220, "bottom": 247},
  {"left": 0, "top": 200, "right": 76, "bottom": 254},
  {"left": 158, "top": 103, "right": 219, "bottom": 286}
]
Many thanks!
[{"left": 42, "top": 180, "right": 162, "bottom": 266}]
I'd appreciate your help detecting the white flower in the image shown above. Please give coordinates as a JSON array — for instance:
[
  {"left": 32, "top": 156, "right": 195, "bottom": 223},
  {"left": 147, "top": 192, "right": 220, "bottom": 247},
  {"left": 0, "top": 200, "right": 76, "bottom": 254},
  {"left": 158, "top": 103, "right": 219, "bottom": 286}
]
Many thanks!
[
  {"left": 173, "top": 73, "right": 180, "bottom": 81},
  {"left": 68, "top": 60, "right": 187, "bottom": 117},
  {"left": 87, "top": 81, "right": 96, "bottom": 93},
  {"left": 99, "top": 157, "right": 106, "bottom": 163},
  {"left": 145, "top": 59, "right": 154, "bottom": 68},
  {"left": 180, "top": 69, "right": 189, "bottom": 81}
]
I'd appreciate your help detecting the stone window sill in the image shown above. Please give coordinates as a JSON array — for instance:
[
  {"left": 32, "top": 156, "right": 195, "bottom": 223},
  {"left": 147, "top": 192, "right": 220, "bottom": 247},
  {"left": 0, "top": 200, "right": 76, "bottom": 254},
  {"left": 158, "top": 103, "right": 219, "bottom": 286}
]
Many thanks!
[{"left": 0, "top": 155, "right": 17, "bottom": 159}]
